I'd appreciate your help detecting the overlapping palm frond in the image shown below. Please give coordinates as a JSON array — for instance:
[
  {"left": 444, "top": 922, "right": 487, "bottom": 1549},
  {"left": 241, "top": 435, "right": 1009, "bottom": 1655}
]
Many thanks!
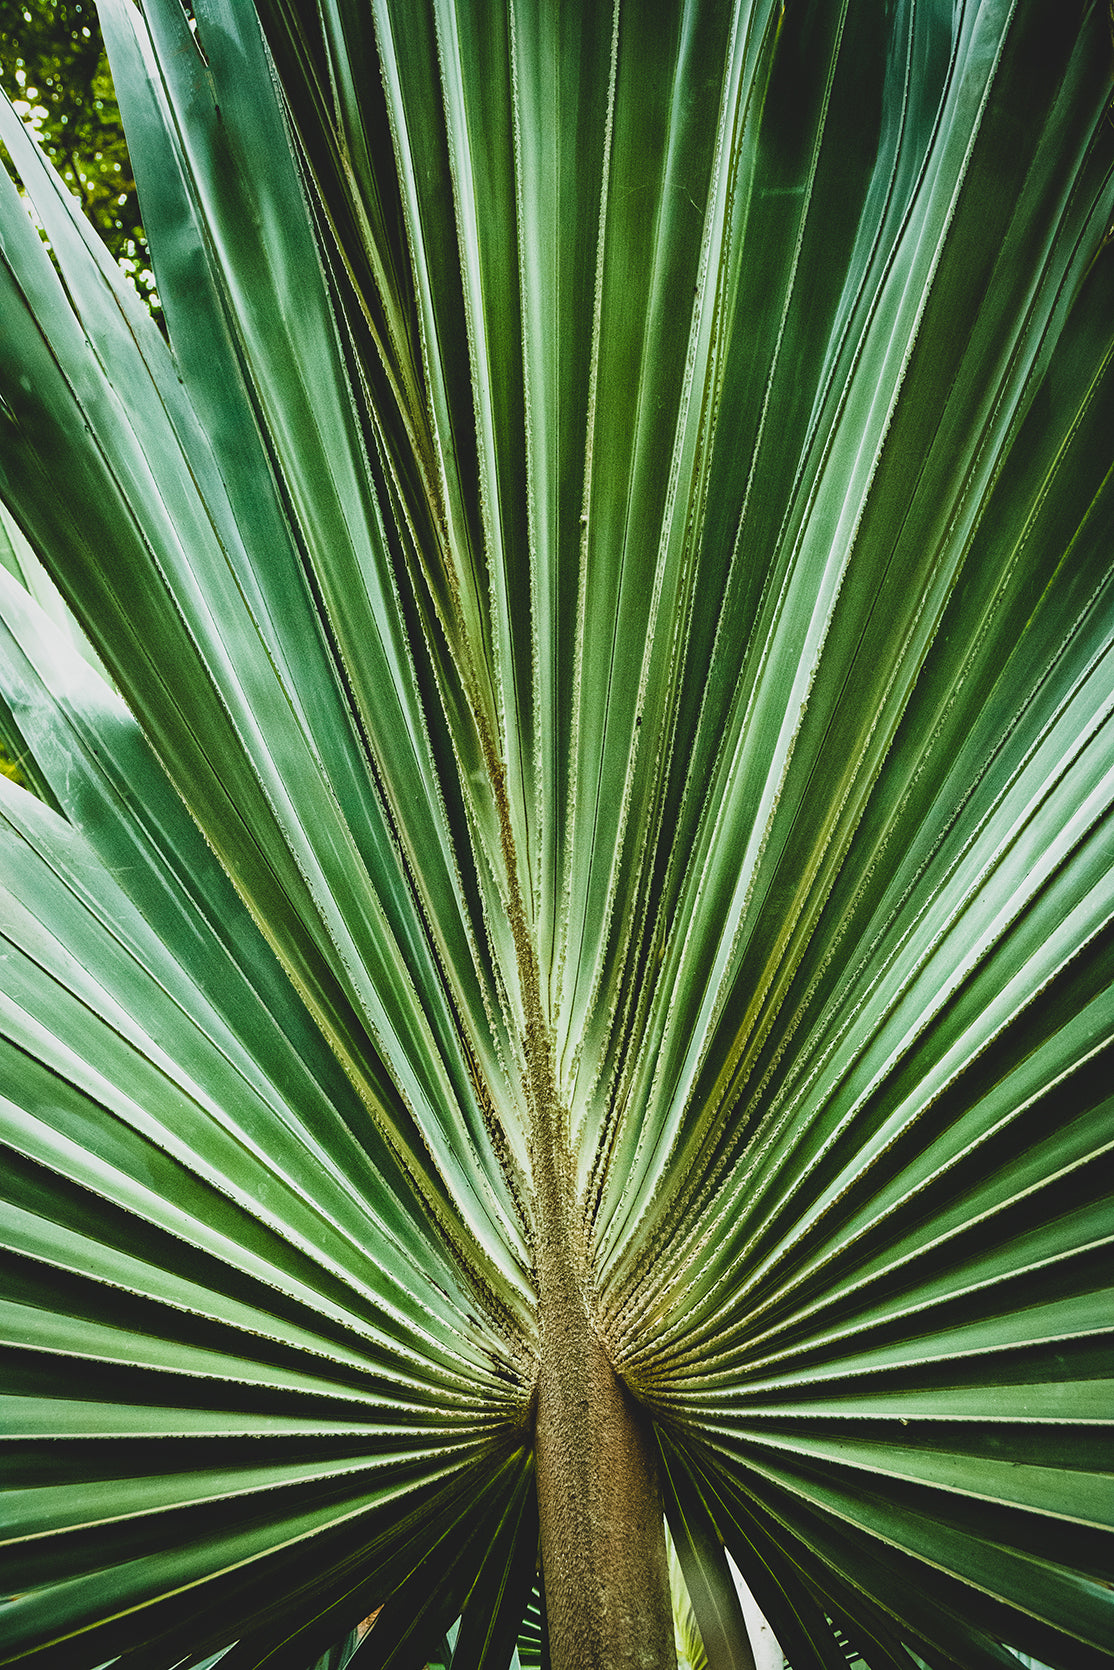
[{"left": 0, "top": 1, "right": 1112, "bottom": 1667}]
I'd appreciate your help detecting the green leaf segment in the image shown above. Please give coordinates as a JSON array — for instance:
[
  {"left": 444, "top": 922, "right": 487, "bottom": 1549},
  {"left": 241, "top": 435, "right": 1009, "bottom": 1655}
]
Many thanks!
[{"left": 0, "top": 1, "right": 1111, "bottom": 1667}]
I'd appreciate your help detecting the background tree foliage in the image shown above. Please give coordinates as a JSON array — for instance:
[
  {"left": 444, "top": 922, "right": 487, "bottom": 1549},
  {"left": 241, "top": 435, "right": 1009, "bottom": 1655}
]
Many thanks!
[{"left": 0, "top": 0, "right": 157, "bottom": 313}]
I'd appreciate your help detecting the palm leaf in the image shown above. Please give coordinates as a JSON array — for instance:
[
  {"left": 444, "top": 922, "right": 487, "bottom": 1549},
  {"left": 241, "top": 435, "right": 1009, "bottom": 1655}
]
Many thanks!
[{"left": 0, "top": 0, "right": 1111, "bottom": 1666}]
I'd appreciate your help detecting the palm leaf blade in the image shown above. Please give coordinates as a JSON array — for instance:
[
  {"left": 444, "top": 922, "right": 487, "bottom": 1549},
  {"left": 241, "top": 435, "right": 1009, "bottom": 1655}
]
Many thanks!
[{"left": 1, "top": 0, "right": 1112, "bottom": 1665}]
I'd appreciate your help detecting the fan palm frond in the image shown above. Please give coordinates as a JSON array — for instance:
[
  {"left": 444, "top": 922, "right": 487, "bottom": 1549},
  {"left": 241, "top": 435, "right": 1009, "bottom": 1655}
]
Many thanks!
[{"left": 0, "top": 2, "right": 1112, "bottom": 1667}]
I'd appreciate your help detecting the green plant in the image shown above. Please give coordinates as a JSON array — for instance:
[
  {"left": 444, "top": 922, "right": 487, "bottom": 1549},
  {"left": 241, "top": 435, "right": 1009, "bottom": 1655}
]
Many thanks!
[
  {"left": 0, "top": 0, "right": 158, "bottom": 313},
  {"left": 0, "top": 2, "right": 1112, "bottom": 1667}
]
